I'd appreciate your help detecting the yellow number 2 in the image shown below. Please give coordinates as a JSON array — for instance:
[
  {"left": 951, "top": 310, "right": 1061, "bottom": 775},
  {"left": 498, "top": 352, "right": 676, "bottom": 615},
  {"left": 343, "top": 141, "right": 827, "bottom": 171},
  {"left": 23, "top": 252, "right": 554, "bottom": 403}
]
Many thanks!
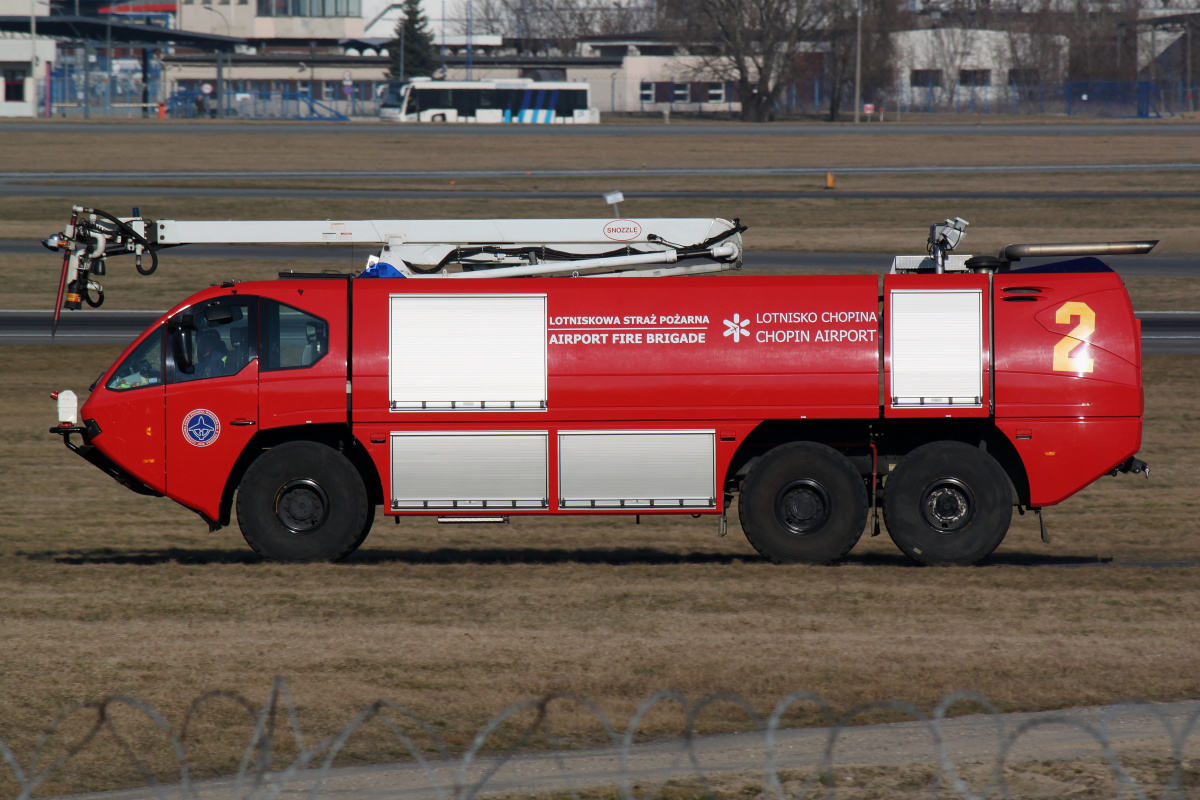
[{"left": 1052, "top": 301, "right": 1095, "bottom": 373}]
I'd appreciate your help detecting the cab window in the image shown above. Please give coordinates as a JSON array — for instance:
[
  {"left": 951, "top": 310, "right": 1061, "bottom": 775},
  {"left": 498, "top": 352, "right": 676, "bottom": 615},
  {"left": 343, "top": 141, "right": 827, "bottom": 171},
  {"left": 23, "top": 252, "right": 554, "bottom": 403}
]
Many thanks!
[
  {"left": 174, "top": 301, "right": 254, "bottom": 383},
  {"left": 261, "top": 299, "right": 328, "bottom": 371},
  {"left": 106, "top": 328, "right": 163, "bottom": 391}
]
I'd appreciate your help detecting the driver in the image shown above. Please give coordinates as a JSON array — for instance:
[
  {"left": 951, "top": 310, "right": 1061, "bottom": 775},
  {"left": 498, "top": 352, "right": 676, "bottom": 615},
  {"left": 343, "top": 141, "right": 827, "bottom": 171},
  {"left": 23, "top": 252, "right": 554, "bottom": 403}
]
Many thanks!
[{"left": 195, "top": 328, "right": 229, "bottom": 379}]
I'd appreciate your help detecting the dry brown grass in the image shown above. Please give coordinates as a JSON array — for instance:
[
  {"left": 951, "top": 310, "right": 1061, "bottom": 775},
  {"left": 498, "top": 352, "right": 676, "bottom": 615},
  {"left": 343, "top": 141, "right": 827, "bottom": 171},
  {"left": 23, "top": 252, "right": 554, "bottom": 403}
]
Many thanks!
[
  {"left": 1, "top": 345, "right": 1198, "bottom": 796},
  {"left": 2, "top": 128, "right": 1199, "bottom": 173},
  {"left": 3, "top": 126, "right": 1199, "bottom": 252},
  {"left": 33, "top": 168, "right": 1200, "bottom": 195},
  {"left": 5, "top": 191, "right": 1200, "bottom": 253}
]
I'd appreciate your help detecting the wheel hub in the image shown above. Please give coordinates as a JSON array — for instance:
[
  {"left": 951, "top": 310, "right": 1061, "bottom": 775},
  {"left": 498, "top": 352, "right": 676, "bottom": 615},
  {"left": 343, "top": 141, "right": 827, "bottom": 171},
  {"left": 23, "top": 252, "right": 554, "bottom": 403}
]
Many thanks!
[
  {"left": 775, "top": 479, "right": 831, "bottom": 535},
  {"left": 275, "top": 479, "right": 330, "bottom": 534},
  {"left": 920, "top": 478, "right": 975, "bottom": 533}
]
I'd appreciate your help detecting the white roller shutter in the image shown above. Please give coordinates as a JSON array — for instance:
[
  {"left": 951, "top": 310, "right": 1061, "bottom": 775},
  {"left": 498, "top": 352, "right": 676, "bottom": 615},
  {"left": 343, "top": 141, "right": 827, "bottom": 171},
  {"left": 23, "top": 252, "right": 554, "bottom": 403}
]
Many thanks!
[
  {"left": 890, "top": 289, "right": 983, "bottom": 407},
  {"left": 389, "top": 294, "right": 547, "bottom": 411},
  {"left": 558, "top": 430, "right": 716, "bottom": 508},
  {"left": 391, "top": 431, "right": 548, "bottom": 509}
]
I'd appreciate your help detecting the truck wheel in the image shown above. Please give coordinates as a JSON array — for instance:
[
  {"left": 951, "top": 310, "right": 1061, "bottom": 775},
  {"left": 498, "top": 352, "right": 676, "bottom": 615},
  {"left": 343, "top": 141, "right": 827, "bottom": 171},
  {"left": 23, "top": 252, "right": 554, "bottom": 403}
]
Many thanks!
[
  {"left": 883, "top": 441, "right": 1012, "bottom": 566},
  {"left": 738, "top": 442, "right": 868, "bottom": 564},
  {"left": 236, "top": 441, "right": 370, "bottom": 563}
]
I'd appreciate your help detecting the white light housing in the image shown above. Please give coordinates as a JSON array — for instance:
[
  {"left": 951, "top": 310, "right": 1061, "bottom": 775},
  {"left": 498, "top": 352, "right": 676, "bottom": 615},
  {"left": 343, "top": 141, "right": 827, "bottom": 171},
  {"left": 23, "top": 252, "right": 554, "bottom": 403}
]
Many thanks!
[{"left": 57, "top": 389, "right": 78, "bottom": 426}]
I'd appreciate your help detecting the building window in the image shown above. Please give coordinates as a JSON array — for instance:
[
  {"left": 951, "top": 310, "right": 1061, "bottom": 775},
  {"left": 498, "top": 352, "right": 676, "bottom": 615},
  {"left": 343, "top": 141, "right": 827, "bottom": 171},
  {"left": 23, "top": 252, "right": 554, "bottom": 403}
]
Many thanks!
[
  {"left": 959, "top": 69, "right": 990, "bottom": 86},
  {"left": 257, "top": 0, "right": 359, "bottom": 16},
  {"left": 910, "top": 69, "right": 941, "bottom": 87},
  {"left": 706, "top": 82, "right": 724, "bottom": 103},
  {"left": 672, "top": 82, "right": 688, "bottom": 103},
  {"left": 639, "top": 81, "right": 652, "bottom": 103},
  {"left": 1008, "top": 68, "right": 1039, "bottom": 85},
  {"left": 3, "top": 70, "right": 26, "bottom": 102}
]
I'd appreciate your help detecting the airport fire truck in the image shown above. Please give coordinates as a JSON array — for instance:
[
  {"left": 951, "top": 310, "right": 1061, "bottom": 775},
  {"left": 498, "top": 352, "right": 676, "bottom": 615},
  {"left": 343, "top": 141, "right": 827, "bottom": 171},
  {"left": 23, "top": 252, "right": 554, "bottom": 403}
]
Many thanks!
[{"left": 46, "top": 209, "right": 1151, "bottom": 565}]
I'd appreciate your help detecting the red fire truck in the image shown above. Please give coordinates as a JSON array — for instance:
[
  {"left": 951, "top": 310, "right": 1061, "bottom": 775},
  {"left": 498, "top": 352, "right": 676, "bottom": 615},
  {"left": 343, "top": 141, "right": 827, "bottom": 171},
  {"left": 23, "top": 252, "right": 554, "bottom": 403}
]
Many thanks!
[{"left": 47, "top": 211, "right": 1150, "bottom": 565}]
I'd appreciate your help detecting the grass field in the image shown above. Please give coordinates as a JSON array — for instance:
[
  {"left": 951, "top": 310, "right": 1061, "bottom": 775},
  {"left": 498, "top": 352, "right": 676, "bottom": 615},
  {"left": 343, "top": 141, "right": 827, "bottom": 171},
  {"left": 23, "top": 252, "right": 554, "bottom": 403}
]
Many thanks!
[
  {"left": 2, "top": 125, "right": 1199, "bottom": 173},
  {"left": 1, "top": 343, "right": 1197, "bottom": 796},
  {"left": 0, "top": 123, "right": 1198, "bottom": 797}
]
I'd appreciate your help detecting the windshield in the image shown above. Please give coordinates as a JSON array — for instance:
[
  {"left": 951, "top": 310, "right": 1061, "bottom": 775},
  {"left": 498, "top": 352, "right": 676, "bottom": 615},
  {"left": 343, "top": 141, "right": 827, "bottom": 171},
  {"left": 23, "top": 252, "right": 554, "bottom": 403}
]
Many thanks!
[
  {"left": 106, "top": 328, "right": 163, "bottom": 391},
  {"left": 381, "top": 82, "right": 409, "bottom": 109}
]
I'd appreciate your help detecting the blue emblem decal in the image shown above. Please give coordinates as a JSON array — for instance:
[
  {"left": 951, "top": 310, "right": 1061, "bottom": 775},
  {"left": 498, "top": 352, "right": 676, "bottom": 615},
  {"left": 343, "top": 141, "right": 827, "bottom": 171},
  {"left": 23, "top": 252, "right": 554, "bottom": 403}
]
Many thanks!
[{"left": 182, "top": 409, "right": 221, "bottom": 447}]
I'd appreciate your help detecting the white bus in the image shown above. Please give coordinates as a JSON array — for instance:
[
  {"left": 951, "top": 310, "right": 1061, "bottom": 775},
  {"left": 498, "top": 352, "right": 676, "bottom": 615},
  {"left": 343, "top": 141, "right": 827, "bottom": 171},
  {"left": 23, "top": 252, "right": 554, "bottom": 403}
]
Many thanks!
[{"left": 379, "top": 77, "right": 600, "bottom": 124}]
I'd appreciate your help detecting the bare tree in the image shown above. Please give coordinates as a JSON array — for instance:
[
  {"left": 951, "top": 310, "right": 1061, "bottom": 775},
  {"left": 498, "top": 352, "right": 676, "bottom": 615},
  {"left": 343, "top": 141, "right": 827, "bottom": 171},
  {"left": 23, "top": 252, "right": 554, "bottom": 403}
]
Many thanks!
[
  {"left": 450, "top": 0, "right": 661, "bottom": 52},
  {"left": 822, "top": 0, "right": 856, "bottom": 119},
  {"left": 1062, "top": 0, "right": 1143, "bottom": 81},
  {"left": 667, "top": 0, "right": 824, "bottom": 121},
  {"left": 993, "top": 0, "right": 1068, "bottom": 106}
]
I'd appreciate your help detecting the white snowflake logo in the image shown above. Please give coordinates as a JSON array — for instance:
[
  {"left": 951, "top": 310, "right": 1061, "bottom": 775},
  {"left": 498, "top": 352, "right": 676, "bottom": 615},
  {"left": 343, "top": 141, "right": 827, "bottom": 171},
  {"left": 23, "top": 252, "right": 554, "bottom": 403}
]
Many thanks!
[{"left": 723, "top": 313, "right": 750, "bottom": 342}]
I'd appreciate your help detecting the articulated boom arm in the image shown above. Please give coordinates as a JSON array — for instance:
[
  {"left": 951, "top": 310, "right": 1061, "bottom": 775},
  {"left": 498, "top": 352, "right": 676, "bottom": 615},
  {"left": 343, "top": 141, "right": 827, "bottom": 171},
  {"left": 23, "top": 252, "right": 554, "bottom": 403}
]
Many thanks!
[{"left": 44, "top": 207, "right": 746, "bottom": 334}]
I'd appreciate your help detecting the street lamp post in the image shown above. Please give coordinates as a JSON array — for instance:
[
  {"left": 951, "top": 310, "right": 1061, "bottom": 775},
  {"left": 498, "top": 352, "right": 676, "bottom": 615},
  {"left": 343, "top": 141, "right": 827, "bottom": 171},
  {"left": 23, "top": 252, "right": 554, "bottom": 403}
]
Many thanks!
[
  {"left": 853, "top": 0, "right": 862, "bottom": 123},
  {"left": 30, "top": 0, "right": 37, "bottom": 116},
  {"left": 201, "top": 5, "right": 231, "bottom": 118}
]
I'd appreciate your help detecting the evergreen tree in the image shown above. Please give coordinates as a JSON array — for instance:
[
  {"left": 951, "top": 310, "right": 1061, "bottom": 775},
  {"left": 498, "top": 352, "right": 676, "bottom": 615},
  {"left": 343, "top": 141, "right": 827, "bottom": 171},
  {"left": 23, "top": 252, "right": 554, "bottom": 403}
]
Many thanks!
[{"left": 387, "top": 0, "right": 440, "bottom": 81}]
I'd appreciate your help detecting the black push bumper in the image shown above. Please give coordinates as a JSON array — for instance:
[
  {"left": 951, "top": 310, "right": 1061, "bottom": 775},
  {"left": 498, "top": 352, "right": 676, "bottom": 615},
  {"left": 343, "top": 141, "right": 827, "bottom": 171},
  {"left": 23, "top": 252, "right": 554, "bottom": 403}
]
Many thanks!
[
  {"left": 50, "top": 421, "right": 162, "bottom": 497},
  {"left": 1111, "top": 456, "right": 1150, "bottom": 477}
]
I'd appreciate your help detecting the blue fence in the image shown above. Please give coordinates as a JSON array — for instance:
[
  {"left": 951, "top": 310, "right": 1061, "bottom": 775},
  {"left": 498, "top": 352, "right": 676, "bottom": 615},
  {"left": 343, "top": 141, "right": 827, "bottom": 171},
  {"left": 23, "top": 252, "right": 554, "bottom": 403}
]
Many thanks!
[
  {"left": 783, "top": 79, "right": 1199, "bottom": 119},
  {"left": 47, "top": 62, "right": 166, "bottom": 118}
]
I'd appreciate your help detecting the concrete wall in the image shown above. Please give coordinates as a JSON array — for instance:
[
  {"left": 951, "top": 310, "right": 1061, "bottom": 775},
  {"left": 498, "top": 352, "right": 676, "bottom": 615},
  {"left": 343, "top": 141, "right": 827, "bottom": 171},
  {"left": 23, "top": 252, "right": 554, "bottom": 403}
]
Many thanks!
[{"left": 0, "top": 38, "right": 55, "bottom": 118}]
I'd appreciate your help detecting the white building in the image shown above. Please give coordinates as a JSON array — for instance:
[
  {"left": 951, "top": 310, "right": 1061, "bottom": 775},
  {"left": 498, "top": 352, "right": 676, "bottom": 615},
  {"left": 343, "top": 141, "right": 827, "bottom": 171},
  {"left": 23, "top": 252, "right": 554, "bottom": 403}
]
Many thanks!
[
  {"left": 892, "top": 28, "right": 1068, "bottom": 110},
  {"left": 0, "top": 33, "right": 55, "bottom": 117}
]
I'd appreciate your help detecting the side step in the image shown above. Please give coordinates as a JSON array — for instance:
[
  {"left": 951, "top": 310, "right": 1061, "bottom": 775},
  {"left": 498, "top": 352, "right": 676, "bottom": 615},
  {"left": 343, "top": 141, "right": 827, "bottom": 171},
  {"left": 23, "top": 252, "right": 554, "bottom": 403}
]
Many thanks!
[{"left": 436, "top": 516, "right": 510, "bottom": 524}]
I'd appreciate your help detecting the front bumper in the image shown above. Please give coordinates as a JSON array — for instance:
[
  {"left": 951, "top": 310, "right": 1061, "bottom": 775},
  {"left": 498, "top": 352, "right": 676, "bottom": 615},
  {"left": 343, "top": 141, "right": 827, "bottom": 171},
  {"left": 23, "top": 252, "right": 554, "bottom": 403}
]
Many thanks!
[{"left": 50, "top": 420, "right": 162, "bottom": 497}]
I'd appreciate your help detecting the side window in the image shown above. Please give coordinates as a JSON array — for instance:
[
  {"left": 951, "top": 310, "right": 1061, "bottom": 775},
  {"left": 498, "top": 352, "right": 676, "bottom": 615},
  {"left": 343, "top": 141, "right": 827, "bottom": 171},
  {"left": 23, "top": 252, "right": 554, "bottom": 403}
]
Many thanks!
[
  {"left": 107, "top": 327, "right": 163, "bottom": 391},
  {"left": 261, "top": 299, "right": 329, "bottom": 371},
  {"left": 174, "top": 300, "right": 254, "bottom": 383}
]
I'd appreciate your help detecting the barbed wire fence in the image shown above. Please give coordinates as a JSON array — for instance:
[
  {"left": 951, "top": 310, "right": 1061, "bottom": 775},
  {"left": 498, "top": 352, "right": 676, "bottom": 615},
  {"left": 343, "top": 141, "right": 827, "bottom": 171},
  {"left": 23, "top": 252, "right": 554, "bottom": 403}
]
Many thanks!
[{"left": 2, "top": 678, "right": 1197, "bottom": 800}]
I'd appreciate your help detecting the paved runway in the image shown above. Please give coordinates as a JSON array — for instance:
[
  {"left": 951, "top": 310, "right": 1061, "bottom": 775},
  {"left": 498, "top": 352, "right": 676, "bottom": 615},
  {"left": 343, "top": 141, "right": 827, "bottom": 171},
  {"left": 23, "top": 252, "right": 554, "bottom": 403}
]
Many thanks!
[
  {"left": 5, "top": 185, "right": 1200, "bottom": 201},
  {"left": 4, "top": 308, "right": 1196, "bottom": 352},
  {"left": 5, "top": 121, "right": 1200, "bottom": 136},
  {"left": 8, "top": 241, "right": 1199, "bottom": 272},
  {"left": 2, "top": 240, "right": 1195, "bottom": 275},
  {"left": 3, "top": 163, "right": 1198, "bottom": 182},
  {"left": 5, "top": 240, "right": 1194, "bottom": 350}
]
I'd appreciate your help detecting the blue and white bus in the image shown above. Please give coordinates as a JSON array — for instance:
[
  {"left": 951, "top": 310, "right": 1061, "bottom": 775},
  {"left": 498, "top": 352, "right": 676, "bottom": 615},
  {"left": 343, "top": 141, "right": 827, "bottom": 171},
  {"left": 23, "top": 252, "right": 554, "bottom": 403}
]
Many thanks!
[{"left": 379, "top": 77, "right": 599, "bottom": 124}]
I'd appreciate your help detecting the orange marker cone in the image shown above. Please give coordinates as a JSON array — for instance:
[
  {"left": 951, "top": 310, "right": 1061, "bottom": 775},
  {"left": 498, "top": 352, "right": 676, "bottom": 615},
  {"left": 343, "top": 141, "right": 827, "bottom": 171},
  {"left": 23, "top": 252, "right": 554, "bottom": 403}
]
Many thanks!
[{"left": 824, "top": 172, "right": 835, "bottom": 190}]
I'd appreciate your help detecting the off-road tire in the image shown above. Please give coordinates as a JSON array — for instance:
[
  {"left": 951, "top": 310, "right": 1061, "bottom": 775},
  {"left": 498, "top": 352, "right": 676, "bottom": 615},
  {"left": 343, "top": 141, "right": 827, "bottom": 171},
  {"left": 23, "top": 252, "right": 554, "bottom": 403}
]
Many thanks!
[
  {"left": 883, "top": 441, "right": 1012, "bottom": 566},
  {"left": 738, "top": 442, "right": 868, "bottom": 564},
  {"left": 236, "top": 441, "right": 370, "bottom": 563}
]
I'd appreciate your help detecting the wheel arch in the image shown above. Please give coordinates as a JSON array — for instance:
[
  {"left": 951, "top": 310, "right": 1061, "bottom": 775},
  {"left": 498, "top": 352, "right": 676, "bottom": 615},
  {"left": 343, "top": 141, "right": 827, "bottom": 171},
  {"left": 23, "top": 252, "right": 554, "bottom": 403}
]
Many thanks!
[
  {"left": 720, "top": 419, "right": 883, "bottom": 489},
  {"left": 873, "top": 420, "right": 1030, "bottom": 508},
  {"left": 723, "top": 417, "right": 1030, "bottom": 506},
  {"left": 217, "top": 423, "right": 383, "bottom": 528}
]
